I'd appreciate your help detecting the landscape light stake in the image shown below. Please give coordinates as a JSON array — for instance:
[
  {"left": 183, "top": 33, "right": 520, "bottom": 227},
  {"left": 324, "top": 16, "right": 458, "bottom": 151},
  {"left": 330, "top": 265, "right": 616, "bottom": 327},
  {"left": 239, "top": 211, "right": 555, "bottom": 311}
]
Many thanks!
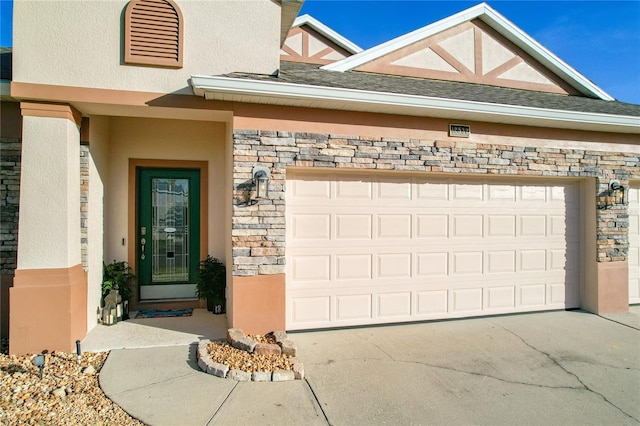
[
  {"left": 76, "top": 340, "right": 82, "bottom": 364},
  {"left": 33, "top": 354, "right": 45, "bottom": 380}
]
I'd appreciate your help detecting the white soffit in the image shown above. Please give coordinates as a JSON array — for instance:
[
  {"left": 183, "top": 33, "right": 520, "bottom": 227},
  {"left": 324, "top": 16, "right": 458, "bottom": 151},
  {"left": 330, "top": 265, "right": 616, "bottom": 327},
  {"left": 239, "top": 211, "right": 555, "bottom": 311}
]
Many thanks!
[
  {"left": 293, "top": 14, "right": 363, "bottom": 54},
  {"left": 321, "top": 2, "right": 614, "bottom": 101},
  {"left": 190, "top": 75, "right": 639, "bottom": 134}
]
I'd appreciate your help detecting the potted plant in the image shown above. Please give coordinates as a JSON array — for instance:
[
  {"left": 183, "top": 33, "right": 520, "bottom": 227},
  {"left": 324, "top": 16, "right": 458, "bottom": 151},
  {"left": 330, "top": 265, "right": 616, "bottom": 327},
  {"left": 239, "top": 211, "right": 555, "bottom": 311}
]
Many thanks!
[
  {"left": 196, "top": 256, "right": 226, "bottom": 314},
  {"left": 102, "top": 260, "right": 135, "bottom": 320}
]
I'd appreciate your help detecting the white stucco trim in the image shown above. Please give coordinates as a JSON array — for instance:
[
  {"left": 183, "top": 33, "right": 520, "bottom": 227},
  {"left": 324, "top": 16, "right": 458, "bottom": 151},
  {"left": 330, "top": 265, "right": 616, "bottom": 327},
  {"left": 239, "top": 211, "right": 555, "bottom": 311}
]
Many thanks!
[
  {"left": 293, "top": 14, "right": 363, "bottom": 54},
  {"left": 320, "top": 3, "right": 614, "bottom": 101},
  {"left": 190, "top": 75, "right": 639, "bottom": 133}
]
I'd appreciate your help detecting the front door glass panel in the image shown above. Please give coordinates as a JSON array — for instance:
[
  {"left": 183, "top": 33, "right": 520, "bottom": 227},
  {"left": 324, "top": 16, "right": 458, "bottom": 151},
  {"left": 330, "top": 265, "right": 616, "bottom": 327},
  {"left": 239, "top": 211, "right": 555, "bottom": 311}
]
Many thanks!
[{"left": 151, "top": 178, "right": 190, "bottom": 282}]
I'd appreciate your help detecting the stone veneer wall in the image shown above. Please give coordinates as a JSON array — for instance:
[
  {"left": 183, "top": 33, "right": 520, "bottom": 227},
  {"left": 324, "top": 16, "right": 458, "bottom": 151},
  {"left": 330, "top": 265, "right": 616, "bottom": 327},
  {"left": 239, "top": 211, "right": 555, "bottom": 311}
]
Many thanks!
[
  {"left": 0, "top": 137, "right": 21, "bottom": 274},
  {"left": 232, "top": 130, "right": 640, "bottom": 276},
  {"left": 0, "top": 139, "right": 90, "bottom": 272},
  {"left": 80, "top": 144, "right": 89, "bottom": 269}
]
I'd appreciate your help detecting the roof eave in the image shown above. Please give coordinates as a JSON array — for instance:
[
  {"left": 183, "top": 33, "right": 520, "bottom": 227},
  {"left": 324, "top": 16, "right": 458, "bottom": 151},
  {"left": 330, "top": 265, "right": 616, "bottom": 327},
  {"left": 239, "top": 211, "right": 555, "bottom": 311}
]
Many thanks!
[
  {"left": 190, "top": 75, "right": 639, "bottom": 134},
  {"left": 280, "top": 0, "right": 305, "bottom": 47},
  {"left": 292, "top": 14, "right": 363, "bottom": 54}
]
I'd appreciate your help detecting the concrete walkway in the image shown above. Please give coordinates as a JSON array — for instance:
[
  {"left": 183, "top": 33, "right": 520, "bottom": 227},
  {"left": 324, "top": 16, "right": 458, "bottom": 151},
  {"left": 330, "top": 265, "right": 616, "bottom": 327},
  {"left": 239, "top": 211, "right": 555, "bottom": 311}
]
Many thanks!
[{"left": 99, "top": 308, "right": 640, "bottom": 426}]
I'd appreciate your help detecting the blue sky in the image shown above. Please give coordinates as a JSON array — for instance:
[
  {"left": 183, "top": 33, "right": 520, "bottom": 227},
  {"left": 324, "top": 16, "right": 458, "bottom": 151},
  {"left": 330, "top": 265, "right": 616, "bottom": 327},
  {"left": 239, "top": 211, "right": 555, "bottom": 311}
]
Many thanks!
[{"left": 1, "top": 1, "right": 639, "bottom": 104}]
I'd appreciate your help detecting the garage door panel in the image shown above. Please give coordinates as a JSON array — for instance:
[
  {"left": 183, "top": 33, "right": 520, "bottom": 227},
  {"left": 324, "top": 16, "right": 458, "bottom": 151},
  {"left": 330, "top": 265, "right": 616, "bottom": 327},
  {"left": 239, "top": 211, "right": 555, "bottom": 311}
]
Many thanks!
[
  {"left": 521, "top": 185, "right": 547, "bottom": 201},
  {"left": 416, "top": 180, "right": 449, "bottom": 200},
  {"left": 377, "top": 253, "right": 412, "bottom": 278},
  {"left": 520, "top": 284, "right": 546, "bottom": 306},
  {"left": 416, "top": 291, "right": 448, "bottom": 315},
  {"left": 417, "top": 252, "right": 449, "bottom": 276},
  {"left": 377, "top": 214, "right": 412, "bottom": 238},
  {"left": 549, "top": 282, "right": 568, "bottom": 305},
  {"left": 417, "top": 214, "right": 449, "bottom": 238},
  {"left": 488, "top": 184, "right": 516, "bottom": 201},
  {"left": 336, "top": 294, "right": 372, "bottom": 321},
  {"left": 290, "top": 176, "right": 331, "bottom": 199},
  {"left": 336, "top": 178, "right": 372, "bottom": 199},
  {"left": 336, "top": 254, "right": 372, "bottom": 280},
  {"left": 487, "top": 250, "right": 516, "bottom": 273},
  {"left": 486, "top": 286, "right": 516, "bottom": 309},
  {"left": 291, "top": 296, "right": 331, "bottom": 323},
  {"left": 291, "top": 214, "right": 330, "bottom": 239},
  {"left": 520, "top": 250, "right": 547, "bottom": 271},
  {"left": 520, "top": 215, "right": 547, "bottom": 236},
  {"left": 378, "top": 292, "right": 412, "bottom": 318},
  {"left": 378, "top": 180, "right": 412, "bottom": 199},
  {"left": 452, "top": 251, "right": 483, "bottom": 274},
  {"left": 287, "top": 173, "right": 581, "bottom": 329},
  {"left": 453, "top": 183, "right": 484, "bottom": 200},
  {"left": 336, "top": 214, "right": 372, "bottom": 239},
  {"left": 452, "top": 215, "right": 484, "bottom": 237},
  {"left": 487, "top": 215, "right": 516, "bottom": 237},
  {"left": 452, "top": 288, "right": 483, "bottom": 312},
  {"left": 291, "top": 255, "right": 330, "bottom": 282}
]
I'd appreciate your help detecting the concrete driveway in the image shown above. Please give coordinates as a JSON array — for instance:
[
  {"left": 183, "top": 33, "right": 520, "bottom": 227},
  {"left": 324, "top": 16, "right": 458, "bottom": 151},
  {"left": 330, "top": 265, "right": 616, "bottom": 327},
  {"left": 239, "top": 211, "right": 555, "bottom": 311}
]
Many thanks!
[{"left": 101, "top": 308, "right": 640, "bottom": 425}]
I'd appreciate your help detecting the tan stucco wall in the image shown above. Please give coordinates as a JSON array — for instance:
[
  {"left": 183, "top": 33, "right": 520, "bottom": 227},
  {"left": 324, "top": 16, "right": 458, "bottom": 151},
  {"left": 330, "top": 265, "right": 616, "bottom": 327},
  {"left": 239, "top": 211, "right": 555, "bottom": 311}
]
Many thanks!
[
  {"left": 233, "top": 104, "right": 640, "bottom": 152},
  {"left": 13, "top": 0, "right": 280, "bottom": 94},
  {"left": 105, "top": 117, "right": 227, "bottom": 265},
  {"left": 86, "top": 116, "right": 110, "bottom": 332},
  {"left": 17, "top": 115, "right": 81, "bottom": 269}
]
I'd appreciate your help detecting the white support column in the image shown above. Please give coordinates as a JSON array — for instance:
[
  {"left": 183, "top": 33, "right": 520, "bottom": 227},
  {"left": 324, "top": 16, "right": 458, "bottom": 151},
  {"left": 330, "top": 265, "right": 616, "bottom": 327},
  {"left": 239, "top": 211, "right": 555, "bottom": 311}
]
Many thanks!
[
  {"left": 17, "top": 110, "right": 81, "bottom": 269},
  {"left": 10, "top": 102, "right": 87, "bottom": 355}
]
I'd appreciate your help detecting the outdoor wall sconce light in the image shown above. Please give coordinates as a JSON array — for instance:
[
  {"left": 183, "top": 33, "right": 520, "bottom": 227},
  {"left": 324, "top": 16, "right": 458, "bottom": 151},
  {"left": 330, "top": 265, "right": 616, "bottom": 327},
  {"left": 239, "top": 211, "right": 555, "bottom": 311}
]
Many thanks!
[
  {"left": 252, "top": 166, "right": 270, "bottom": 200},
  {"left": 598, "top": 179, "right": 626, "bottom": 209}
]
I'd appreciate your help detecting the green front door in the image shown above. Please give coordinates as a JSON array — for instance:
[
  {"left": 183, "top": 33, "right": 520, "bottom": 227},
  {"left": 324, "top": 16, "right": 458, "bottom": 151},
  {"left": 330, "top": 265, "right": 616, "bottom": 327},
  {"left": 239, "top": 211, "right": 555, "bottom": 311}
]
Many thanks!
[{"left": 138, "top": 168, "right": 200, "bottom": 300}]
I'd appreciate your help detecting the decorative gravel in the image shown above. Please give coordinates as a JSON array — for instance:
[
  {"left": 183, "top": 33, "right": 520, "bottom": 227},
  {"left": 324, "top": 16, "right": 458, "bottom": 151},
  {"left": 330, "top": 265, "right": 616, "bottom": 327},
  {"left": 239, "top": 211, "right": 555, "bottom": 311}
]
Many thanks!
[
  {"left": 0, "top": 351, "right": 142, "bottom": 425},
  {"left": 207, "top": 341, "right": 292, "bottom": 373}
]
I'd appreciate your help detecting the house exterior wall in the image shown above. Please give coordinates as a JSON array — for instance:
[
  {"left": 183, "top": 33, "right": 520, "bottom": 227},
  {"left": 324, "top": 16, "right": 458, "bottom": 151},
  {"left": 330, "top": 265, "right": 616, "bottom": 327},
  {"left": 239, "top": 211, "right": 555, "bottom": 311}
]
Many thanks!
[
  {"left": 229, "top": 108, "right": 639, "bottom": 332},
  {"left": 12, "top": 0, "right": 281, "bottom": 94}
]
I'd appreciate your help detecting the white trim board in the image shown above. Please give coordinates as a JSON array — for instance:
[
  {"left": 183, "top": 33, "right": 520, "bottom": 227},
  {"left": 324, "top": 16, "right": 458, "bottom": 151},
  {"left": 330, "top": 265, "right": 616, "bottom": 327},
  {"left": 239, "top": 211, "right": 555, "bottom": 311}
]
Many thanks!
[{"left": 292, "top": 14, "right": 363, "bottom": 54}]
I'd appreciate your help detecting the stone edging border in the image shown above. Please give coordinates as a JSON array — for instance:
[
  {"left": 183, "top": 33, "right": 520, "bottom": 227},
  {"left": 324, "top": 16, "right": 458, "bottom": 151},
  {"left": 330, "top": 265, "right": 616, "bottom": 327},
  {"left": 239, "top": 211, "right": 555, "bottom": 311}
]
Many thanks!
[{"left": 196, "top": 329, "right": 304, "bottom": 382}]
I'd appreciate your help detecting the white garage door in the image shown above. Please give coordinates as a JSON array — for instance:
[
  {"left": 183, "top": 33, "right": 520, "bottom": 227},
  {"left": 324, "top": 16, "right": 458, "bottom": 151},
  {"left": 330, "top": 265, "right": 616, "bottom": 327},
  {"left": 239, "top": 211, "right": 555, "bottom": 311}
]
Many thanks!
[
  {"left": 286, "top": 172, "right": 581, "bottom": 330},
  {"left": 629, "top": 184, "right": 640, "bottom": 304}
]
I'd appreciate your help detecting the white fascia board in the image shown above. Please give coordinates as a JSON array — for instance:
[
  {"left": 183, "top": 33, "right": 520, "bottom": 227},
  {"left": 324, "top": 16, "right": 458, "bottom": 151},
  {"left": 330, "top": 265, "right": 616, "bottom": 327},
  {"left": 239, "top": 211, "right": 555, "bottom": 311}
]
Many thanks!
[
  {"left": 293, "top": 14, "right": 363, "bottom": 54},
  {"left": 322, "top": 3, "right": 613, "bottom": 101},
  {"left": 190, "top": 75, "right": 639, "bottom": 132}
]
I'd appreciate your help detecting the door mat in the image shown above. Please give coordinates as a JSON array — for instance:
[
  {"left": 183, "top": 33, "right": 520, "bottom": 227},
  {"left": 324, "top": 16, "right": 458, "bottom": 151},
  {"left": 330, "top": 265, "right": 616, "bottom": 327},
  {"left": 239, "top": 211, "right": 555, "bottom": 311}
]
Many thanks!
[{"left": 135, "top": 308, "right": 193, "bottom": 319}]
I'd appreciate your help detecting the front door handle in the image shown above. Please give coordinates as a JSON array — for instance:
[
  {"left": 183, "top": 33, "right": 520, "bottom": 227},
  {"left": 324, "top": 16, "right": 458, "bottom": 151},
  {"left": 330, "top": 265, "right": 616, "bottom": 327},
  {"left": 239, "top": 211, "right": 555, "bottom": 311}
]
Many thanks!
[{"left": 140, "top": 236, "right": 146, "bottom": 260}]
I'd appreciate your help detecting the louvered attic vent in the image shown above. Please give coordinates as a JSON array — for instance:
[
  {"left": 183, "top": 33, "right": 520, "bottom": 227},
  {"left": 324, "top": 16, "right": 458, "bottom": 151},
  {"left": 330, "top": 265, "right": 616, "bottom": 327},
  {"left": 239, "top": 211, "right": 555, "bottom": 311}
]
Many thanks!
[{"left": 124, "top": 0, "right": 183, "bottom": 68}]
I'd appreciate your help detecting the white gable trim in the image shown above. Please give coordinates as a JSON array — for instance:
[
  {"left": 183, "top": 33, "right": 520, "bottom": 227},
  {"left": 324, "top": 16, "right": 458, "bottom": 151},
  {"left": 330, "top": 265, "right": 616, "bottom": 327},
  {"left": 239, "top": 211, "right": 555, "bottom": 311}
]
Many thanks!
[
  {"left": 293, "top": 14, "right": 363, "bottom": 54},
  {"left": 321, "top": 3, "right": 614, "bottom": 101},
  {"left": 190, "top": 75, "right": 638, "bottom": 134}
]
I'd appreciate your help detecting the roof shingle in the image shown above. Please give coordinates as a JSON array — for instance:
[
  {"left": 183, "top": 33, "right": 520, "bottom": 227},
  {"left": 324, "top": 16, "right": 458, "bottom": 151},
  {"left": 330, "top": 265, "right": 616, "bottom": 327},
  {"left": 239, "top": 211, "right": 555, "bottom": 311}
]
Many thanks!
[{"left": 223, "top": 61, "right": 640, "bottom": 117}]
